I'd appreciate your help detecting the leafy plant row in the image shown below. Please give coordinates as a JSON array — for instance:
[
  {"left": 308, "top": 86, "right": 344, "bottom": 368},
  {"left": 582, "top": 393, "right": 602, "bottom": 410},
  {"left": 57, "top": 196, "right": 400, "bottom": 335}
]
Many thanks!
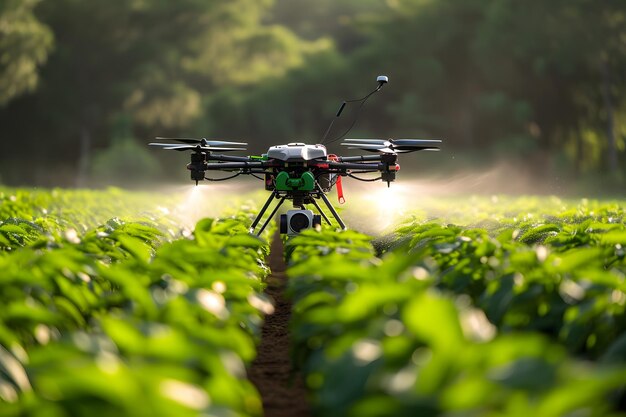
[
  {"left": 0, "top": 189, "right": 272, "bottom": 417},
  {"left": 285, "top": 199, "right": 626, "bottom": 417},
  {"left": 383, "top": 198, "right": 626, "bottom": 359},
  {"left": 0, "top": 187, "right": 182, "bottom": 237}
]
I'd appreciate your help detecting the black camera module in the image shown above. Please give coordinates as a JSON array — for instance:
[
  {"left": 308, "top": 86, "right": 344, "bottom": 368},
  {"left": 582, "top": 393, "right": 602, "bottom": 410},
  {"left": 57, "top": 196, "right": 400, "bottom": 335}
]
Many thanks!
[{"left": 289, "top": 212, "right": 310, "bottom": 232}]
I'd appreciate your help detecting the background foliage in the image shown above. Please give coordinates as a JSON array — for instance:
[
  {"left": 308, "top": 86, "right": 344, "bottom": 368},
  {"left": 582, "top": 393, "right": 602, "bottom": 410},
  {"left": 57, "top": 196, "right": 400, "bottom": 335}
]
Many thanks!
[{"left": 0, "top": 0, "right": 624, "bottom": 188}]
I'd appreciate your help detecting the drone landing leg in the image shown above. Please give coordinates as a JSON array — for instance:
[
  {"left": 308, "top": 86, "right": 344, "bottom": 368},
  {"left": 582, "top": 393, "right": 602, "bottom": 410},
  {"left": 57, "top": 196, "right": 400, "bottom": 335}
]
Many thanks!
[
  {"left": 256, "top": 196, "right": 287, "bottom": 236},
  {"left": 250, "top": 191, "right": 278, "bottom": 234},
  {"left": 310, "top": 197, "right": 332, "bottom": 226},
  {"left": 318, "top": 187, "right": 347, "bottom": 230}
]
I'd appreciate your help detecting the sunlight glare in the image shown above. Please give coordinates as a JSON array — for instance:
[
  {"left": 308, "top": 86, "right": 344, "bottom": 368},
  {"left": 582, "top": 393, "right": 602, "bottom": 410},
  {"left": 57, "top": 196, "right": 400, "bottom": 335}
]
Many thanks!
[{"left": 357, "top": 183, "right": 412, "bottom": 232}]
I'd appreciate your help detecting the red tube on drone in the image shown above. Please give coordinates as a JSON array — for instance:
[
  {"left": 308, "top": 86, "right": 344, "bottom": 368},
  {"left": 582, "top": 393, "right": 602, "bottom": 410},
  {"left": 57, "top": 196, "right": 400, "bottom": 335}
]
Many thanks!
[
  {"left": 328, "top": 154, "right": 346, "bottom": 203},
  {"left": 337, "top": 175, "right": 345, "bottom": 204}
]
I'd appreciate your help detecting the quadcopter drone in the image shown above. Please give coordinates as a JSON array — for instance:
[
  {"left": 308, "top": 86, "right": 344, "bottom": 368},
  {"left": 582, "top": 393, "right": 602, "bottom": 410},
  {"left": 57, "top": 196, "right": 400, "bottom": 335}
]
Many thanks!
[{"left": 150, "top": 76, "right": 441, "bottom": 236}]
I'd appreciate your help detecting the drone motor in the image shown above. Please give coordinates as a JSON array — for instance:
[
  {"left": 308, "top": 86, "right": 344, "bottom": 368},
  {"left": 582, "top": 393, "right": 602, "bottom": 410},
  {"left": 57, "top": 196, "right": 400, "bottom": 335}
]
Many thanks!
[{"left": 188, "top": 152, "right": 207, "bottom": 185}]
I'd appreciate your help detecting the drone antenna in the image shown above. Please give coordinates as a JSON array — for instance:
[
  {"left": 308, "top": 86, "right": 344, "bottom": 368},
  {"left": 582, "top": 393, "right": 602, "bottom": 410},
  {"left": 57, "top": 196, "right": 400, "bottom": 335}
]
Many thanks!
[{"left": 321, "top": 75, "right": 388, "bottom": 146}]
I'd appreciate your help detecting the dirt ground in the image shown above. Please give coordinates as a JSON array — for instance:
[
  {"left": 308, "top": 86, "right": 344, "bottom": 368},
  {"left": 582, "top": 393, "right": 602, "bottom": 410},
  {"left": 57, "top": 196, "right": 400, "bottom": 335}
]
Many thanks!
[{"left": 248, "top": 233, "right": 312, "bottom": 417}]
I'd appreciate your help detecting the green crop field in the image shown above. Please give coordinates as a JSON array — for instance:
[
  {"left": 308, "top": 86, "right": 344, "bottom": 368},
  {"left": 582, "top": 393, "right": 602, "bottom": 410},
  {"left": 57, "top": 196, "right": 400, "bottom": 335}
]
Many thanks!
[
  {"left": 287, "top": 197, "right": 626, "bottom": 416},
  {"left": 0, "top": 187, "right": 272, "bottom": 416},
  {"left": 1, "top": 188, "right": 625, "bottom": 416}
]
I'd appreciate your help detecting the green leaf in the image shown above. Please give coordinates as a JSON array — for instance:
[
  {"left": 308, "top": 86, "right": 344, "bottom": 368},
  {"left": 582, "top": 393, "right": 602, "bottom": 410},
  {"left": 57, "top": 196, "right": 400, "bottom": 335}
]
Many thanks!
[
  {"left": 116, "top": 234, "right": 152, "bottom": 263},
  {"left": 403, "top": 291, "right": 465, "bottom": 353},
  {"left": 600, "top": 230, "right": 626, "bottom": 245},
  {"left": 0, "top": 224, "right": 27, "bottom": 235}
]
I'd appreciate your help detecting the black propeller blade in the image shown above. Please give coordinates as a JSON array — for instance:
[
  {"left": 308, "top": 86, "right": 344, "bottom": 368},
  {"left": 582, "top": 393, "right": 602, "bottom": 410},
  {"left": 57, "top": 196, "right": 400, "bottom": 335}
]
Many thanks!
[
  {"left": 154, "top": 137, "right": 248, "bottom": 147},
  {"left": 148, "top": 143, "right": 246, "bottom": 152},
  {"left": 341, "top": 138, "right": 441, "bottom": 154},
  {"left": 341, "top": 143, "right": 396, "bottom": 154},
  {"left": 389, "top": 139, "right": 441, "bottom": 151},
  {"left": 342, "top": 139, "right": 388, "bottom": 144}
]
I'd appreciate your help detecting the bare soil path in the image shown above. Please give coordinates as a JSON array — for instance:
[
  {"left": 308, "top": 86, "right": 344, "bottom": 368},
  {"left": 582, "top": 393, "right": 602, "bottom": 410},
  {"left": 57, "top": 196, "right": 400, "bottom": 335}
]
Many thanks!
[{"left": 248, "top": 233, "right": 311, "bottom": 417}]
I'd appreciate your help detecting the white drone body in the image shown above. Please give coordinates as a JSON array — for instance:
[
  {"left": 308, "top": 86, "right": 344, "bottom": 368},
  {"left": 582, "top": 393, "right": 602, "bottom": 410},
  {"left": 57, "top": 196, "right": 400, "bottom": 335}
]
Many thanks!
[{"left": 266, "top": 143, "right": 328, "bottom": 162}]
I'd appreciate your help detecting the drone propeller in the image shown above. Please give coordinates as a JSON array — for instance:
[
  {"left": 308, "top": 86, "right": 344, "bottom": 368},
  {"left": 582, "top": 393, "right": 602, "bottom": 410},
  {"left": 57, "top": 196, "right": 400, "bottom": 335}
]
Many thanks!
[
  {"left": 341, "top": 138, "right": 441, "bottom": 154},
  {"left": 343, "top": 139, "right": 388, "bottom": 145},
  {"left": 154, "top": 137, "right": 248, "bottom": 147},
  {"left": 148, "top": 143, "right": 246, "bottom": 152},
  {"left": 341, "top": 143, "right": 397, "bottom": 154}
]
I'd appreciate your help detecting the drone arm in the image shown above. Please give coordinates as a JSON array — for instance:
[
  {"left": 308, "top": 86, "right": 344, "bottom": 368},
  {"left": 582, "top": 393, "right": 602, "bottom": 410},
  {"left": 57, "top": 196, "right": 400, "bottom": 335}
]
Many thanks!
[
  {"left": 206, "top": 154, "right": 256, "bottom": 162},
  {"left": 337, "top": 155, "right": 383, "bottom": 163},
  {"left": 326, "top": 161, "right": 385, "bottom": 171},
  {"left": 203, "top": 161, "right": 265, "bottom": 170}
]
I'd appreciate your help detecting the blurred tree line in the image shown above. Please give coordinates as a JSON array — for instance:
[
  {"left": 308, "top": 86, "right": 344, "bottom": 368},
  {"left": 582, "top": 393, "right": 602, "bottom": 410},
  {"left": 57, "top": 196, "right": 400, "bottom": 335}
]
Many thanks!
[{"left": 0, "top": 0, "right": 624, "bottom": 189}]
